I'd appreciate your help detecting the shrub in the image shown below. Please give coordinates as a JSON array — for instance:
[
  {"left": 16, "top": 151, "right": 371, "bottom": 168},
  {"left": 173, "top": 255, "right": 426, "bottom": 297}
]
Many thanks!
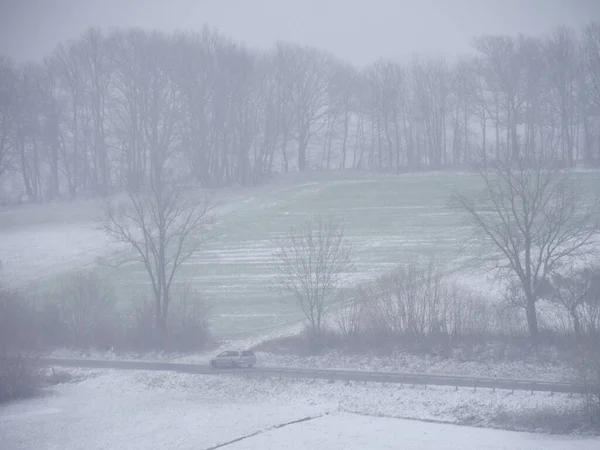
[
  {"left": 576, "top": 336, "right": 600, "bottom": 426},
  {"left": 165, "top": 286, "right": 211, "bottom": 351},
  {"left": 442, "top": 282, "right": 492, "bottom": 338},
  {"left": 343, "top": 260, "right": 497, "bottom": 346},
  {"left": 335, "top": 292, "right": 365, "bottom": 342},
  {"left": 0, "top": 290, "right": 41, "bottom": 403},
  {"left": 127, "top": 287, "right": 212, "bottom": 352},
  {"left": 128, "top": 294, "right": 158, "bottom": 350},
  {"left": 57, "top": 271, "right": 119, "bottom": 348},
  {"left": 38, "top": 302, "right": 69, "bottom": 347}
]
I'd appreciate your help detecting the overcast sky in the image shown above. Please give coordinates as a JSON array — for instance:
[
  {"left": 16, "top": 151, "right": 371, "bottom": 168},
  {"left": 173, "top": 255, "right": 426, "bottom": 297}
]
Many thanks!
[{"left": 0, "top": 0, "right": 599, "bottom": 66}]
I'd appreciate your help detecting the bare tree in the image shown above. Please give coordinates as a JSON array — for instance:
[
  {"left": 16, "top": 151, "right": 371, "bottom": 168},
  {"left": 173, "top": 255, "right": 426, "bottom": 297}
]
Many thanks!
[
  {"left": 326, "top": 61, "right": 357, "bottom": 170},
  {"left": 453, "top": 157, "right": 599, "bottom": 340},
  {"left": 473, "top": 35, "right": 527, "bottom": 161},
  {"left": 365, "top": 59, "right": 407, "bottom": 171},
  {"left": 583, "top": 23, "right": 600, "bottom": 111},
  {"left": 549, "top": 264, "right": 595, "bottom": 336},
  {"left": 0, "top": 57, "right": 17, "bottom": 182},
  {"left": 272, "top": 215, "right": 353, "bottom": 339},
  {"left": 50, "top": 42, "right": 86, "bottom": 198},
  {"left": 102, "top": 180, "right": 213, "bottom": 336},
  {"left": 411, "top": 56, "right": 451, "bottom": 168},
  {"left": 449, "top": 58, "right": 476, "bottom": 165},
  {"left": 546, "top": 27, "right": 579, "bottom": 166},
  {"left": 253, "top": 54, "right": 283, "bottom": 182},
  {"left": 582, "top": 23, "right": 600, "bottom": 165},
  {"left": 14, "top": 63, "right": 46, "bottom": 202},
  {"left": 276, "top": 43, "right": 333, "bottom": 172},
  {"left": 78, "top": 28, "right": 113, "bottom": 196}
]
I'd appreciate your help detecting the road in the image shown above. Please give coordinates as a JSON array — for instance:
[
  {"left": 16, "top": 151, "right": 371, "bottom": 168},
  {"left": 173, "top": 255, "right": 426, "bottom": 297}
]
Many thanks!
[{"left": 41, "top": 357, "right": 586, "bottom": 394}]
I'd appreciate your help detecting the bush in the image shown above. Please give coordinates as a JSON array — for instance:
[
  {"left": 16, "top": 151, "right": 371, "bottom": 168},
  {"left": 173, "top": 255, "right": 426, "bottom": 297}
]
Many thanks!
[
  {"left": 442, "top": 282, "right": 492, "bottom": 338},
  {"left": 339, "top": 260, "right": 497, "bottom": 348},
  {"left": 38, "top": 302, "right": 68, "bottom": 347},
  {"left": 37, "top": 272, "right": 212, "bottom": 353},
  {"left": 165, "top": 286, "right": 211, "bottom": 351},
  {"left": 335, "top": 292, "right": 365, "bottom": 342},
  {"left": 57, "top": 271, "right": 119, "bottom": 348},
  {"left": 127, "top": 287, "right": 212, "bottom": 352},
  {"left": 320, "top": 259, "right": 592, "bottom": 358},
  {"left": 0, "top": 355, "right": 41, "bottom": 402},
  {"left": 0, "top": 290, "right": 41, "bottom": 403},
  {"left": 128, "top": 294, "right": 159, "bottom": 350},
  {"left": 576, "top": 336, "right": 600, "bottom": 426}
]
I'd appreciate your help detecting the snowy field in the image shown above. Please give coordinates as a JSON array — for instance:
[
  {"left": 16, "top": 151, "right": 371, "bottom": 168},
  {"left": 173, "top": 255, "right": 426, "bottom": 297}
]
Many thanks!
[
  {"left": 1, "top": 369, "right": 598, "bottom": 449},
  {"left": 2, "top": 171, "right": 599, "bottom": 339}
]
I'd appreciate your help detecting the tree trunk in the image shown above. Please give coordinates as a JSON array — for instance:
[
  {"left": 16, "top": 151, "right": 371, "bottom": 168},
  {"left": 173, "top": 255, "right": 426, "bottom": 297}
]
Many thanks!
[
  {"left": 340, "top": 110, "right": 349, "bottom": 170},
  {"left": 298, "top": 139, "right": 307, "bottom": 172},
  {"left": 494, "top": 96, "right": 500, "bottom": 161},
  {"left": 570, "top": 305, "right": 581, "bottom": 337},
  {"left": 155, "top": 289, "right": 162, "bottom": 333},
  {"left": 526, "top": 297, "right": 539, "bottom": 340},
  {"left": 481, "top": 112, "right": 487, "bottom": 165},
  {"left": 325, "top": 117, "right": 335, "bottom": 170},
  {"left": 161, "top": 289, "right": 169, "bottom": 336}
]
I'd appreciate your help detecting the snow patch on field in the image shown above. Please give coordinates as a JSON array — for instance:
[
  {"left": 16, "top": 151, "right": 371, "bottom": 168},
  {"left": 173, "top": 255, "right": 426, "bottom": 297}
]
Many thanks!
[{"left": 0, "top": 222, "right": 119, "bottom": 287}]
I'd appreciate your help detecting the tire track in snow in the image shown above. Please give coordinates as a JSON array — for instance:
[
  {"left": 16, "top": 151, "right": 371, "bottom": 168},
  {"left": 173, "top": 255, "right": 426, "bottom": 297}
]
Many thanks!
[{"left": 204, "top": 413, "right": 328, "bottom": 450}]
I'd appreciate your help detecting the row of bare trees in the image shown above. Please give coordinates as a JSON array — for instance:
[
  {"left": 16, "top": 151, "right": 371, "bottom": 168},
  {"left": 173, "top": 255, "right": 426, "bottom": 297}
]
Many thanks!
[{"left": 1, "top": 23, "right": 600, "bottom": 202}]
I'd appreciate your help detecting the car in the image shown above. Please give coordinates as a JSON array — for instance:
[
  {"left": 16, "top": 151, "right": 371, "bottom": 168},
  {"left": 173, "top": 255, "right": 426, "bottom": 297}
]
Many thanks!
[{"left": 209, "top": 350, "right": 257, "bottom": 369}]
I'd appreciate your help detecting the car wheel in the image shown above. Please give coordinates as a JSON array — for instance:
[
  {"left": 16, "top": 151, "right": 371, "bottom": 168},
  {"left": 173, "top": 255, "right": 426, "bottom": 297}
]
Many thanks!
[
  {"left": 248, "top": 364, "right": 254, "bottom": 369},
  {"left": 210, "top": 361, "right": 217, "bottom": 369}
]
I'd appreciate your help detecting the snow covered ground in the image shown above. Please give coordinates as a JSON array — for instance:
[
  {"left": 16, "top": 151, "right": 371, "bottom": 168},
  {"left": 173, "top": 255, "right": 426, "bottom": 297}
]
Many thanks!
[
  {"left": 0, "top": 369, "right": 598, "bottom": 449},
  {"left": 226, "top": 413, "right": 599, "bottom": 450},
  {"left": 0, "top": 222, "right": 117, "bottom": 287},
  {"left": 253, "top": 350, "right": 576, "bottom": 382}
]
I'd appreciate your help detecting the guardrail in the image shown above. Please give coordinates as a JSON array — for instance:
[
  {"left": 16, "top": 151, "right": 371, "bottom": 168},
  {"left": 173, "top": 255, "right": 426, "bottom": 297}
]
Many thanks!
[
  {"left": 41, "top": 358, "right": 586, "bottom": 395},
  {"left": 243, "top": 366, "right": 584, "bottom": 394}
]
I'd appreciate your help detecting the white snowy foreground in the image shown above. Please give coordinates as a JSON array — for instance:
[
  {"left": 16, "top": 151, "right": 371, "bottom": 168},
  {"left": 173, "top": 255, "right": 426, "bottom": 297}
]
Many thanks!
[
  {"left": 0, "top": 369, "right": 598, "bottom": 450},
  {"left": 227, "top": 413, "right": 597, "bottom": 450}
]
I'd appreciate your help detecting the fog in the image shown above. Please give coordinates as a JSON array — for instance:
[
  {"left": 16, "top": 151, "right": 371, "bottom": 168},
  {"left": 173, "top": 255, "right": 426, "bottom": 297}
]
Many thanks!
[
  {"left": 1, "top": 0, "right": 599, "bottom": 65},
  {"left": 2, "top": 0, "right": 600, "bottom": 448}
]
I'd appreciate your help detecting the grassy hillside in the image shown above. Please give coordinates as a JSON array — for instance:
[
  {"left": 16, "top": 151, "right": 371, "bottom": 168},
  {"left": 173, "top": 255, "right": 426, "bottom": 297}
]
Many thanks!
[{"left": 2, "top": 171, "right": 598, "bottom": 339}]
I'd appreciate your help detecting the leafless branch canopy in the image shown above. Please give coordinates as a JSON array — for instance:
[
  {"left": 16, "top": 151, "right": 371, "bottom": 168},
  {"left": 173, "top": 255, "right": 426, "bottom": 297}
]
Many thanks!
[
  {"left": 453, "top": 157, "right": 600, "bottom": 337},
  {"left": 102, "top": 181, "right": 213, "bottom": 331},
  {"left": 272, "top": 215, "right": 353, "bottom": 337}
]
